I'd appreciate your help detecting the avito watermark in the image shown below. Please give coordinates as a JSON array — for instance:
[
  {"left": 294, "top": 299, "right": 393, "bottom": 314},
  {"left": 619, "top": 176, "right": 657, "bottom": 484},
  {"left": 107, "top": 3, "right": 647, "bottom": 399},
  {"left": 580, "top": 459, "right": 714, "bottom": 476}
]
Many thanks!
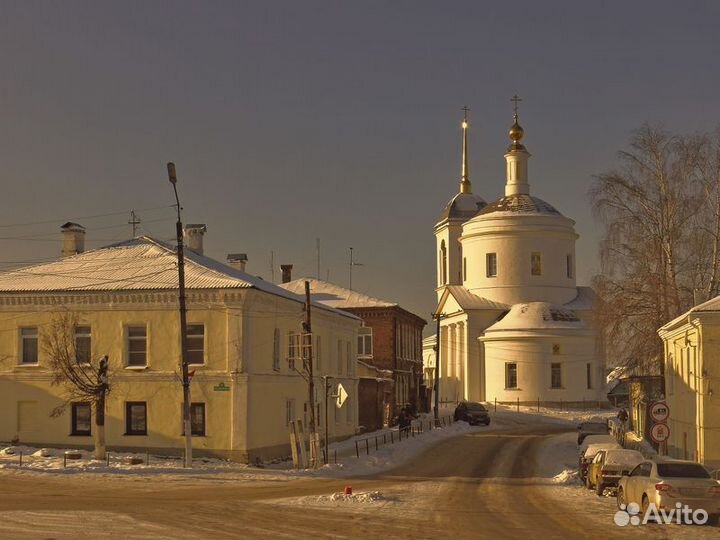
[{"left": 614, "top": 501, "right": 709, "bottom": 526}]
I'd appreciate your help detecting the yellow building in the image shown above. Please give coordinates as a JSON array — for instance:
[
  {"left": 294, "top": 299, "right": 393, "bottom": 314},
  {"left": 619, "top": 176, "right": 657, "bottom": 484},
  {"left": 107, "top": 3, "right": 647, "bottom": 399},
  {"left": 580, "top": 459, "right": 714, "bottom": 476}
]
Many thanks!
[
  {"left": 0, "top": 227, "right": 360, "bottom": 462},
  {"left": 658, "top": 297, "right": 720, "bottom": 469}
]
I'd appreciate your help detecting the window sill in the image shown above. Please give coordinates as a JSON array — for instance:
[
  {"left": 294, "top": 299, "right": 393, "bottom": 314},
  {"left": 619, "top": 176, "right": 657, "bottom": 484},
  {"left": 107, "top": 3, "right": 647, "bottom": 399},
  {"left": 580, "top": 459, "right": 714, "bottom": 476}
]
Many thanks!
[
  {"left": 70, "top": 433, "right": 91, "bottom": 437},
  {"left": 125, "top": 365, "right": 149, "bottom": 370},
  {"left": 188, "top": 363, "right": 205, "bottom": 367},
  {"left": 504, "top": 387, "right": 522, "bottom": 391},
  {"left": 124, "top": 433, "right": 147, "bottom": 436},
  {"left": 16, "top": 363, "right": 41, "bottom": 368}
]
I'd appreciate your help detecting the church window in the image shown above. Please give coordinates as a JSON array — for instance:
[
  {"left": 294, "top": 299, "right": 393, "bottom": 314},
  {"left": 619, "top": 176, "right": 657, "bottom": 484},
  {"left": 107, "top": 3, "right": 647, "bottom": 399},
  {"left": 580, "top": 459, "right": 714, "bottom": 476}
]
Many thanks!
[
  {"left": 586, "top": 363, "right": 592, "bottom": 389},
  {"left": 440, "top": 241, "right": 447, "bottom": 285},
  {"left": 551, "top": 363, "right": 562, "bottom": 389},
  {"left": 463, "top": 257, "right": 467, "bottom": 281},
  {"left": 505, "top": 363, "right": 517, "bottom": 389},
  {"left": 566, "top": 254, "right": 573, "bottom": 278},
  {"left": 531, "top": 252, "right": 542, "bottom": 276},
  {"left": 486, "top": 253, "right": 497, "bottom": 278}
]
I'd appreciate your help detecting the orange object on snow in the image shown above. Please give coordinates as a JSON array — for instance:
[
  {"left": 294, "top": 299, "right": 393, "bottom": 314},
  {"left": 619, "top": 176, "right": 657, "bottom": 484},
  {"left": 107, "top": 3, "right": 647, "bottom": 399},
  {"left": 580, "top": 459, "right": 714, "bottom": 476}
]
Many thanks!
[{"left": 343, "top": 486, "right": 352, "bottom": 495}]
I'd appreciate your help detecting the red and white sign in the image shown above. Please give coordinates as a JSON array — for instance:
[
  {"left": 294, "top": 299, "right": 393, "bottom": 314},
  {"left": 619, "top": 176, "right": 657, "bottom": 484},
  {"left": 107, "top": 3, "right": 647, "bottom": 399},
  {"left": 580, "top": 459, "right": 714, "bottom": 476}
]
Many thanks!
[
  {"left": 649, "top": 401, "right": 670, "bottom": 423},
  {"left": 650, "top": 422, "right": 670, "bottom": 443}
]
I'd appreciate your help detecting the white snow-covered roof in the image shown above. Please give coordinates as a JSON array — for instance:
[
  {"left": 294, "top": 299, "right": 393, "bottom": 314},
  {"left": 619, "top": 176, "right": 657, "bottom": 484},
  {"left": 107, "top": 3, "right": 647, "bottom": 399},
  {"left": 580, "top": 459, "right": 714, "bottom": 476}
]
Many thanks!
[
  {"left": 279, "top": 278, "right": 397, "bottom": 309},
  {"left": 659, "top": 294, "right": 720, "bottom": 332},
  {"left": 0, "top": 237, "right": 358, "bottom": 319},
  {"left": 439, "top": 286, "right": 508, "bottom": 312},
  {"left": 484, "top": 302, "right": 587, "bottom": 333}
]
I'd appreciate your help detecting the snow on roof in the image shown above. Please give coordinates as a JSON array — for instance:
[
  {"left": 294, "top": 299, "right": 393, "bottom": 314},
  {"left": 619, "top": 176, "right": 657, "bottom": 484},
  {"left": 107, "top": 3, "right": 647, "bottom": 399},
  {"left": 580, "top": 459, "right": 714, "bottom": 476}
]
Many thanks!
[
  {"left": 660, "top": 293, "right": 720, "bottom": 331},
  {"left": 484, "top": 302, "right": 587, "bottom": 333},
  {"left": 279, "top": 278, "right": 397, "bottom": 309},
  {"left": 0, "top": 237, "right": 357, "bottom": 319},
  {"left": 440, "top": 286, "right": 508, "bottom": 312}
]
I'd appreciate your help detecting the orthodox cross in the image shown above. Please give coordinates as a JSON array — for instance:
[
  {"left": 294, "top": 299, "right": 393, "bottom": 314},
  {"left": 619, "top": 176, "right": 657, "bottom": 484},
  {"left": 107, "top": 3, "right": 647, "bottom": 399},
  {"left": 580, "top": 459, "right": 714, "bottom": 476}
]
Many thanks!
[{"left": 511, "top": 95, "right": 522, "bottom": 117}]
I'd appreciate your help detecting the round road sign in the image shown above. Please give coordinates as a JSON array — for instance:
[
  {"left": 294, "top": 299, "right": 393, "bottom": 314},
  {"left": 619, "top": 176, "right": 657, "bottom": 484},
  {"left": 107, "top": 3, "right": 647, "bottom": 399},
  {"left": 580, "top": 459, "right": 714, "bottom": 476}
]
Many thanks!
[
  {"left": 650, "top": 422, "right": 670, "bottom": 443},
  {"left": 649, "top": 401, "right": 670, "bottom": 423}
]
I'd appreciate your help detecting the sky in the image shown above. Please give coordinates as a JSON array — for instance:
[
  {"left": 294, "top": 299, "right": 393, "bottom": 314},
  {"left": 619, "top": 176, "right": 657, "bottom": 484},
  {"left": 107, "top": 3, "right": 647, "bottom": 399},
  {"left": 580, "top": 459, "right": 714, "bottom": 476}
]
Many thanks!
[{"left": 1, "top": 1, "right": 719, "bottom": 328}]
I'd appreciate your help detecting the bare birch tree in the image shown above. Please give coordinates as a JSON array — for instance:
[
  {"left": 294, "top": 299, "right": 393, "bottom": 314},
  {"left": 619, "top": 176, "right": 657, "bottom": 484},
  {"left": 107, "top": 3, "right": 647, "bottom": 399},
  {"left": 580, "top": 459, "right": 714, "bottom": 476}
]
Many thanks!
[
  {"left": 590, "top": 125, "right": 707, "bottom": 373},
  {"left": 43, "top": 313, "right": 110, "bottom": 460}
]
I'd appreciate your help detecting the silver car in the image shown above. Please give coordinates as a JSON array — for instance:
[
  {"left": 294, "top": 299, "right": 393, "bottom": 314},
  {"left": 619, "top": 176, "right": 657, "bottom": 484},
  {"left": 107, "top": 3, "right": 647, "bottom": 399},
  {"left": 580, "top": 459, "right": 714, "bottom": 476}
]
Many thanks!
[{"left": 617, "top": 459, "right": 720, "bottom": 524}]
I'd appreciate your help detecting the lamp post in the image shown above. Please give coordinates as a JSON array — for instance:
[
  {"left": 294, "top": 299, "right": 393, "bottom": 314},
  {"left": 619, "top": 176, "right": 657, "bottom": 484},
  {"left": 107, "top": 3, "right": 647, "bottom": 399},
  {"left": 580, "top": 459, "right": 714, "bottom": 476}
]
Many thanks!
[{"left": 167, "top": 162, "right": 192, "bottom": 468}]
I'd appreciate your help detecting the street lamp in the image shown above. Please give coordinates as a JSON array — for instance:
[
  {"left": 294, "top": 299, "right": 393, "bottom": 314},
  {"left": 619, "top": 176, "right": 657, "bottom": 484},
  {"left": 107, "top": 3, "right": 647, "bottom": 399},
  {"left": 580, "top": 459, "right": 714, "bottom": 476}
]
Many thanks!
[{"left": 167, "top": 162, "right": 193, "bottom": 468}]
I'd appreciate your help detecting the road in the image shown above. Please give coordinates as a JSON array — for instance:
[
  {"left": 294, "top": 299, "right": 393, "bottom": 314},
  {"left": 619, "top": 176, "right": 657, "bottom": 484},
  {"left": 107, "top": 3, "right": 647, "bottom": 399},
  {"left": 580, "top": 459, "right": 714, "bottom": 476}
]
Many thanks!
[{"left": 0, "top": 419, "right": 703, "bottom": 539}]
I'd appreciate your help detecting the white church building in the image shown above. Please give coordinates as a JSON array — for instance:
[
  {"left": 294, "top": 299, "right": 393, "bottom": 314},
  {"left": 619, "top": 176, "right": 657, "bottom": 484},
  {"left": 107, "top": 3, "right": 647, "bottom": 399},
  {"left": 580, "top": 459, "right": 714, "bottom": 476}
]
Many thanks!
[{"left": 433, "top": 105, "right": 604, "bottom": 407}]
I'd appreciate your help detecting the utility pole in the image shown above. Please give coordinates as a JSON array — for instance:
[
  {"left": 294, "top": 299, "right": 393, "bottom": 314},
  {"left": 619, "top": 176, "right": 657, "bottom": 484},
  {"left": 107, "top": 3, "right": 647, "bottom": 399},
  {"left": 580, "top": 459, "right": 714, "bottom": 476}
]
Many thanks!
[
  {"left": 322, "top": 375, "right": 333, "bottom": 465},
  {"left": 303, "top": 280, "right": 318, "bottom": 466},
  {"left": 128, "top": 210, "right": 141, "bottom": 237},
  {"left": 167, "top": 162, "right": 193, "bottom": 468}
]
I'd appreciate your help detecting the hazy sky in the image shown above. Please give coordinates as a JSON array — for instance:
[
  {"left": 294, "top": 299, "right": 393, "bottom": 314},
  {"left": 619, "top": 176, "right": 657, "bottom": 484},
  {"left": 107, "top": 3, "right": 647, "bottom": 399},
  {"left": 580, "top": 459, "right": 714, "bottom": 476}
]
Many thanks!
[{"left": 1, "top": 1, "right": 718, "bottom": 326}]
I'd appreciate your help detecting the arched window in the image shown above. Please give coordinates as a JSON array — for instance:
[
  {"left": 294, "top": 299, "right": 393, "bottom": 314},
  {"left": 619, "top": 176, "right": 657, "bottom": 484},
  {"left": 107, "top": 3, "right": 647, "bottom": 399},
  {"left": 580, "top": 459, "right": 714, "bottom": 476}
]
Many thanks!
[{"left": 440, "top": 241, "right": 447, "bottom": 285}]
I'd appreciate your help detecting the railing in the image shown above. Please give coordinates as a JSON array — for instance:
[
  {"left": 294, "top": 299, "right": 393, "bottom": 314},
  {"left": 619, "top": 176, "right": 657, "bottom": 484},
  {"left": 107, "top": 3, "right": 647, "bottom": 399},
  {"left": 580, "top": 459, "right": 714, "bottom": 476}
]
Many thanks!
[{"left": 353, "top": 416, "right": 454, "bottom": 458}]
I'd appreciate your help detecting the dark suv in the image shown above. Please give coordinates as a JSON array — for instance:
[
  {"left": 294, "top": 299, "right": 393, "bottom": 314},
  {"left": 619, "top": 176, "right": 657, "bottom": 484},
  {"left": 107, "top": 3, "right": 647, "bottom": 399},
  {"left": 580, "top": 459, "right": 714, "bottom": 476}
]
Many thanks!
[{"left": 453, "top": 401, "right": 490, "bottom": 426}]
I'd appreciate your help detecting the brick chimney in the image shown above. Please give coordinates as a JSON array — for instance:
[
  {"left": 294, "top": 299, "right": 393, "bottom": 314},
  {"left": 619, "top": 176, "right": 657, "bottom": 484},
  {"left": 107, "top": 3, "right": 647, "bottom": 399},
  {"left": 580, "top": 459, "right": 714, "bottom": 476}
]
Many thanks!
[
  {"left": 61, "top": 222, "right": 86, "bottom": 257},
  {"left": 184, "top": 224, "right": 207, "bottom": 255},
  {"left": 227, "top": 253, "right": 248, "bottom": 272},
  {"left": 281, "top": 264, "right": 293, "bottom": 283}
]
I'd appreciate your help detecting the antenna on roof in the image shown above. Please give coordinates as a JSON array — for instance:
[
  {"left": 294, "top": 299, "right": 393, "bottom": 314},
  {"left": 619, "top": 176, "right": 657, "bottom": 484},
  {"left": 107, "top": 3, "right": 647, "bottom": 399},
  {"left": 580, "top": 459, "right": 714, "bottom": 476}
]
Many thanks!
[
  {"left": 316, "top": 238, "right": 321, "bottom": 280},
  {"left": 128, "top": 210, "right": 141, "bottom": 238},
  {"left": 349, "top": 247, "right": 364, "bottom": 291}
]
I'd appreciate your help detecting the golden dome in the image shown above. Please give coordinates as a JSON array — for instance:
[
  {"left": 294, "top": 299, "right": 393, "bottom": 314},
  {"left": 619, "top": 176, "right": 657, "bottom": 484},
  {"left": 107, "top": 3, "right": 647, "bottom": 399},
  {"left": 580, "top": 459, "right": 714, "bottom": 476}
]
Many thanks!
[{"left": 509, "top": 117, "right": 524, "bottom": 143}]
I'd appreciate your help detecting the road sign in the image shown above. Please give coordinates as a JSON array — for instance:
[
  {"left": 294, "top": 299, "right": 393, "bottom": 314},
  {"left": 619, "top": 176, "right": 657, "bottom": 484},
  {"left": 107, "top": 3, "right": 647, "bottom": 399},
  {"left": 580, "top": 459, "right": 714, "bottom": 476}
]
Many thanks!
[
  {"left": 649, "top": 401, "right": 670, "bottom": 423},
  {"left": 335, "top": 383, "right": 348, "bottom": 408},
  {"left": 650, "top": 422, "right": 670, "bottom": 443}
]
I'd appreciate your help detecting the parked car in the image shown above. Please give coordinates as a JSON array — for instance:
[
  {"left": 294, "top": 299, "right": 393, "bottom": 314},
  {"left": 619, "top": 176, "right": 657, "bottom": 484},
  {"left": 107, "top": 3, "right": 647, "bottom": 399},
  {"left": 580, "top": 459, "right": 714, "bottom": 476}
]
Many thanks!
[
  {"left": 712, "top": 470, "right": 720, "bottom": 481},
  {"left": 577, "top": 420, "right": 610, "bottom": 445},
  {"left": 579, "top": 440, "right": 621, "bottom": 483},
  {"left": 617, "top": 459, "right": 720, "bottom": 524},
  {"left": 453, "top": 401, "right": 490, "bottom": 426},
  {"left": 586, "top": 449, "right": 644, "bottom": 495},
  {"left": 579, "top": 434, "right": 618, "bottom": 456}
]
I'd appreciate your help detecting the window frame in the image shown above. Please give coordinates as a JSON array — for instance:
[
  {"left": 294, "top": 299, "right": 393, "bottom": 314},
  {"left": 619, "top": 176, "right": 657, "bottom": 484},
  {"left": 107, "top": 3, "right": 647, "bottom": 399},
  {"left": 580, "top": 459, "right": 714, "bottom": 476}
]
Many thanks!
[
  {"left": 126, "top": 324, "right": 148, "bottom": 367},
  {"left": 186, "top": 323, "right": 205, "bottom": 365},
  {"left": 357, "top": 327, "right": 373, "bottom": 358},
  {"left": 19, "top": 327, "right": 39, "bottom": 365},
  {"left": 74, "top": 325, "right": 92, "bottom": 365},
  {"left": 125, "top": 401, "right": 148, "bottom": 436},
  {"left": 586, "top": 363, "right": 592, "bottom": 389},
  {"left": 272, "top": 328, "right": 281, "bottom": 371},
  {"left": 190, "top": 402, "right": 205, "bottom": 436},
  {"left": 486, "top": 253, "right": 497, "bottom": 278},
  {"left": 505, "top": 362, "right": 518, "bottom": 389},
  {"left": 550, "top": 362, "right": 563, "bottom": 389},
  {"left": 71, "top": 401, "right": 92, "bottom": 436}
]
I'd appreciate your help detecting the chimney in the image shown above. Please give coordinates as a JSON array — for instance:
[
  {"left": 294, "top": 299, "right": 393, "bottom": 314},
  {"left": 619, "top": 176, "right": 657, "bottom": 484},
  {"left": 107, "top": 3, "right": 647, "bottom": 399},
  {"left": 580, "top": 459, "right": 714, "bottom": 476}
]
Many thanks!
[
  {"left": 281, "top": 264, "right": 293, "bottom": 284},
  {"left": 227, "top": 253, "right": 248, "bottom": 272},
  {"left": 184, "top": 224, "right": 207, "bottom": 255},
  {"left": 61, "top": 222, "right": 86, "bottom": 257}
]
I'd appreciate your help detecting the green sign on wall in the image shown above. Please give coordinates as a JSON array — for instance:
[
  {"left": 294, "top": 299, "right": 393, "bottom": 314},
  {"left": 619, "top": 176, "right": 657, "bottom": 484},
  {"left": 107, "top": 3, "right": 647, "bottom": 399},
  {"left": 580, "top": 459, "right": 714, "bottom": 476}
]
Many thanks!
[{"left": 213, "top": 382, "right": 230, "bottom": 392}]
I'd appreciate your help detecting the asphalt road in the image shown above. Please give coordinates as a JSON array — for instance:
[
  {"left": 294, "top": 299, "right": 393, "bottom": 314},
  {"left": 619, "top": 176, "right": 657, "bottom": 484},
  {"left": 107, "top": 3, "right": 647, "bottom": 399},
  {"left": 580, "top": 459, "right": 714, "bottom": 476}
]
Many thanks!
[{"left": 0, "top": 422, "right": 667, "bottom": 540}]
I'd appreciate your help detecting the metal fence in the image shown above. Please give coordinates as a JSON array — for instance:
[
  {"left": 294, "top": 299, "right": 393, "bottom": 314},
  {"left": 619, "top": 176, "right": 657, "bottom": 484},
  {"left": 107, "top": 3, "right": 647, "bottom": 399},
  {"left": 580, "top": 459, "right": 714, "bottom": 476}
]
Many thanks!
[{"left": 353, "top": 416, "right": 454, "bottom": 458}]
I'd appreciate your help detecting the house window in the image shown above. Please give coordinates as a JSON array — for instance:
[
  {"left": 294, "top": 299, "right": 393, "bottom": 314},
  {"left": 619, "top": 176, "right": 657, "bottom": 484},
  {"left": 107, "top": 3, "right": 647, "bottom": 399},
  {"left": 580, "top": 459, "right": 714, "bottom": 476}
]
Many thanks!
[
  {"left": 74, "top": 326, "right": 91, "bottom": 364},
  {"left": 566, "top": 254, "right": 573, "bottom": 278},
  {"left": 586, "top": 363, "right": 592, "bottom": 389},
  {"left": 191, "top": 403, "right": 205, "bottom": 436},
  {"left": 358, "top": 327, "right": 373, "bottom": 358},
  {"left": 272, "top": 328, "right": 281, "bottom": 371},
  {"left": 20, "top": 327, "right": 39, "bottom": 364},
  {"left": 125, "top": 402, "right": 147, "bottom": 435},
  {"left": 505, "top": 363, "right": 518, "bottom": 389},
  {"left": 552, "top": 344, "right": 560, "bottom": 355},
  {"left": 551, "top": 363, "right": 562, "bottom": 389},
  {"left": 346, "top": 341, "right": 352, "bottom": 375},
  {"left": 186, "top": 324, "right": 205, "bottom": 365},
  {"left": 285, "top": 398, "right": 296, "bottom": 426},
  {"left": 337, "top": 340, "right": 343, "bottom": 375},
  {"left": 486, "top": 253, "right": 497, "bottom": 278},
  {"left": 127, "top": 325, "right": 147, "bottom": 367},
  {"left": 531, "top": 252, "right": 542, "bottom": 276},
  {"left": 71, "top": 402, "right": 92, "bottom": 436}
]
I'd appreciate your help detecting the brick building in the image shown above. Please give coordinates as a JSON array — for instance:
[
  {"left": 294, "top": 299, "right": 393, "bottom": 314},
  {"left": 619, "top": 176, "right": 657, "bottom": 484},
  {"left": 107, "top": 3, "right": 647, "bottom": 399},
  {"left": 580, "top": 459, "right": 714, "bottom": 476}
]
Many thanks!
[{"left": 280, "top": 278, "right": 426, "bottom": 431}]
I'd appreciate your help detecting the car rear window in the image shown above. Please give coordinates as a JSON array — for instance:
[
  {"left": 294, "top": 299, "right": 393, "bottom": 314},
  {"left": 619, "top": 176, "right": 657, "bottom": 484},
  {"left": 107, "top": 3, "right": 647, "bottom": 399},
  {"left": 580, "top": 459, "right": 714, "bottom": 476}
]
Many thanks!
[
  {"left": 657, "top": 463, "right": 710, "bottom": 478},
  {"left": 466, "top": 403, "right": 486, "bottom": 411}
]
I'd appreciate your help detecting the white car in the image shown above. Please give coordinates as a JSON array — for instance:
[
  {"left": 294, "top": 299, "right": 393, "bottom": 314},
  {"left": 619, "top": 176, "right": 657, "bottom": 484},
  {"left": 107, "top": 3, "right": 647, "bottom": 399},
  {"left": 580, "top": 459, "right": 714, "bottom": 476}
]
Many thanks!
[{"left": 617, "top": 459, "right": 720, "bottom": 524}]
